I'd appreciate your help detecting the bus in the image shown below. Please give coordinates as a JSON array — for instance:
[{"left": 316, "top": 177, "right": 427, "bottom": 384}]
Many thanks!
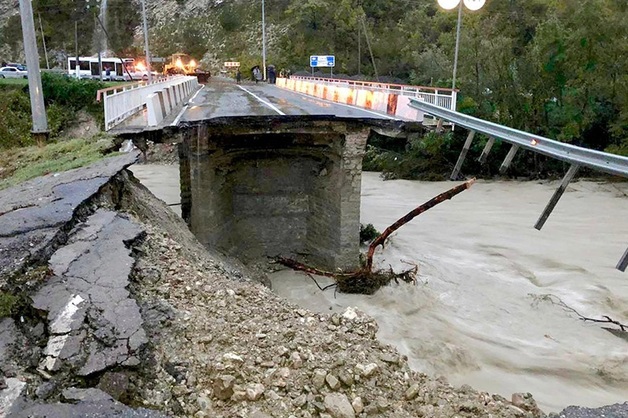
[{"left": 67, "top": 57, "right": 150, "bottom": 81}]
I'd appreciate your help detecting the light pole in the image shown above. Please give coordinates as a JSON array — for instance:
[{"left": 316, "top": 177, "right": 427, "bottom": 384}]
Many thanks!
[
  {"left": 437, "top": 0, "right": 485, "bottom": 90},
  {"left": 140, "top": 0, "right": 152, "bottom": 83},
  {"left": 262, "top": 0, "right": 267, "bottom": 81}
]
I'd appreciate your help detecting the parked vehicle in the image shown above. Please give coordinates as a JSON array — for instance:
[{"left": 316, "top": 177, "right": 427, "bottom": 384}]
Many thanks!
[{"left": 0, "top": 66, "right": 27, "bottom": 79}]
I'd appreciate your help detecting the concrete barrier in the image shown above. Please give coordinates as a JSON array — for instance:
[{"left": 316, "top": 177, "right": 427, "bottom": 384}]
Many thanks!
[{"left": 145, "top": 78, "right": 200, "bottom": 127}]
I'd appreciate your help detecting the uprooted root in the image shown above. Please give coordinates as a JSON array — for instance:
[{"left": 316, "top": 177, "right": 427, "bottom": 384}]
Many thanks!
[{"left": 276, "top": 257, "right": 417, "bottom": 295}]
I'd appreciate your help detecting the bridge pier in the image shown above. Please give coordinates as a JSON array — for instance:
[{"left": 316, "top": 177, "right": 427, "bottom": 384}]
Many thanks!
[{"left": 179, "top": 117, "right": 369, "bottom": 271}]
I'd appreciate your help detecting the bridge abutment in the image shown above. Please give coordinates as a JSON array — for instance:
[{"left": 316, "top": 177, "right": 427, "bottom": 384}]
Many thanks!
[{"left": 179, "top": 118, "right": 368, "bottom": 271}]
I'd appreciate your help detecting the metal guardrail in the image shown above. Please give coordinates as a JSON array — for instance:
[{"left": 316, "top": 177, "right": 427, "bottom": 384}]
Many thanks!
[
  {"left": 409, "top": 99, "right": 628, "bottom": 272},
  {"left": 410, "top": 100, "right": 628, "bottom": 178}
]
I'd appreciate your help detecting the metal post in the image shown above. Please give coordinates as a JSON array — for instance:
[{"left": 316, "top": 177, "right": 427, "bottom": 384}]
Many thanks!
[
  {"left": 450, "top": 130, "right": 475, "bottom": 180},
  {"left": 451, "top": 0, "right": 463, "bottom": 90},
  {"left": 18, "top": 0, "right": 48, "bottom": 143},
  {"left": 262, "top": 0, "right": 267, "bottom": 81},
  {"left": 499, "top": 144, "right": 519, "bottom": 174},
  {"left": 38, "top": 13, "right": 49, "bottom": 69},
  {"left": 617, "top": 247, "right": 628, "bottom": 272},
  {"left": 478, "top": 136, "right": 495, "bottom": 164},
  {"left": 75, "top": 21, "right": 79, "bottom": 78},
  {"left": 141, "top": 0, "right": 152, "bottom": 83},
  {"left": 534, "top": 164, "right": 580, "bottom": 230}
]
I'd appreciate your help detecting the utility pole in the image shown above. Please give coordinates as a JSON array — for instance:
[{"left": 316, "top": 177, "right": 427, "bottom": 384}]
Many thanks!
[
  {"left": 75, "top": 21, "right": 79, "bottom": 78},
  {"left": 18, "top": 0, "right": 48, "bottom": 144},
  {"left": 140, "top": 0, "right": 152, "bottom": 83},
  {"left": 262, "top": 0, "right": 267, "bottom": 81},
  {"left": 38, "top": 13, "right": 49, "bottom": 69}
]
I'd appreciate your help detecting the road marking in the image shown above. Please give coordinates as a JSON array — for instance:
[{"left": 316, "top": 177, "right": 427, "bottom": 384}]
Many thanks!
[
  {"left": 287, "top": 89, "right": 400, "bottom": 120},
  {"left": 171, "top": 85, "right": 205, "bottom": 126},
  {"left": 236, "top": 85, "right": 286, "bottom": 115}
]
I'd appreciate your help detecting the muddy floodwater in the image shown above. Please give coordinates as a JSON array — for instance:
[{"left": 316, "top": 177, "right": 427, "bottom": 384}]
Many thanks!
[{"left": 130, "top": 164, "right": 628, "bottom": 413}]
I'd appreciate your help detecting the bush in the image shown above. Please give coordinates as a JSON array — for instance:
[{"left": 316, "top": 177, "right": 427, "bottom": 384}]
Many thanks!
[
  {"left": 0, "top": 89, "right": 35, "bottom": 149},
  {"left": 360, "top": 223, "right": 380, "bottom": 244},
  {"left": 40, "top": 73, "right": 105, "bottom": 126}
]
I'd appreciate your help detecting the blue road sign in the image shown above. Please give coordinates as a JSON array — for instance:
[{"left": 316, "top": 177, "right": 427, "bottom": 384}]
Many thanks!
[{"left": 310, "top": 55, "right": 335, "bottom": 68}]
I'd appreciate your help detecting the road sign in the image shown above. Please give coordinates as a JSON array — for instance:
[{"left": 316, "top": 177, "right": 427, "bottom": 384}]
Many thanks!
[
  {"left": 310, "top": 55, "right": 335, "bottom": 68},
  {"left": 224, "top": 61, "right": 240, "bottom": 68}
]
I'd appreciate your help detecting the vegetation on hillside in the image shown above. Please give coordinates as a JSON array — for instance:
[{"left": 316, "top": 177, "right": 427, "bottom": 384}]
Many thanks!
[{"left": 0, "top": 73, "right": 105, "bottom": 148}]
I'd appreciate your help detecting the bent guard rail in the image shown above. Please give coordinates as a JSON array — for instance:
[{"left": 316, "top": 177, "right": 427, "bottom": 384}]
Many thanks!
[{"left": 409, "top": 100, "right": 628, "bottom": 178}]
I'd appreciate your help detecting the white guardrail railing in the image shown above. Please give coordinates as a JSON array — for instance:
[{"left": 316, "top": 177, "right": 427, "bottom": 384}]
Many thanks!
[
  {"left": 97, "top": 76, "right": 200, "bottom": 130},
  {"left": 409, "top": 99, "right": 628, "bottom": 272},
  {"left": 291, "top": 76, "right": 457, "bottom": 110},
  {"left": 276, "top": 76, "right": 456, "bottom": 120}
]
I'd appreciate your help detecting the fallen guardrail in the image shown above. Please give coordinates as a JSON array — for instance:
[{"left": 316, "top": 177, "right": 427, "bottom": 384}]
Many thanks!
[{"left": 410, "top": 99, "right": 628, "bottom": 272}]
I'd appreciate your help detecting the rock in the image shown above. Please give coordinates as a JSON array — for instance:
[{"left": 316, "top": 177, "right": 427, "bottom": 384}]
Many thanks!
[
  {"left": 326, "top": 373, "right": 340, "bottom": 390},
  {"left": 212, "top": 375, "right": 235, "bottom": 400},
  {"left": 97, "top": 371, "right": 131, "bottom": 402},
  {"left": 324, "top": 393, "right": 355, "bottom": 418},
  {"left": 512, "top": 392, "right": 539, "bottom": 413},
  {"left": 197, "top": 394, "right": 212, "bottom": 412},
  {"left": 355, "top": 363, "right": 378, "bottom": 378},
  {"left": 246, "top": 383, "right": 265, "bottom": 401},
  {"left": 61, "top": 387, "right": 113, "bottom": 403},
  {"left": 342, "top": 307, "right": 358, "bottom": 321},
  {"left": 352, "top": 397, "right": 364, "bottom": 414},
  {"left": 312, "top": 369, "right": 327, "bottom": 389},
  {"left": 405, "top": 383, "right": 420, "bottom": 400},
  {"left": 223, "top": 352, "right": 243, "bottom": 363},
  {"left": 290, "top": 352, "right": 302, "bottom": 368},
  {"left": 379, "top": 353, "right": 398, "bottom": 364},
  {"left": 293, "top": 394, "right": 307, "bottom": 408},
  {"left": 250, "top": 410, "right": 272, "bottom": 418},
  {"left": 338, "top": 370, "right": 354, "bottom": 387}
]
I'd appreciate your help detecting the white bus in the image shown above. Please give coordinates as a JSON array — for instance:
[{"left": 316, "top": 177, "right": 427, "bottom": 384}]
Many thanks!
[{"left": 67, "top": 57, "right": 146, "bottom": 81}]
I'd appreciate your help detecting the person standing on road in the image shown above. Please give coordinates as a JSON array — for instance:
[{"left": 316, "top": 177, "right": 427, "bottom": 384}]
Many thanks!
[{"left": 236, "top": 69, "right": 242, "bottom": 84}]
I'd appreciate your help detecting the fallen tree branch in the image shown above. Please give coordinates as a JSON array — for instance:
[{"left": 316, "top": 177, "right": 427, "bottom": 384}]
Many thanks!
[
  {"left": 537, "top": 294, "right": 627, "bottom": 332},
  {"left": 366, "top": 178, "right": 475, "bottom": 271}
]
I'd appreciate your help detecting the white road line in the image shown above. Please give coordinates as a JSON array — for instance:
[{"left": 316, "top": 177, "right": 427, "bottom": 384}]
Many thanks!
[
  {"left": 237, "top": 85, "right": 286, "bottom": 115},
  {"left": 287, "top": 89, "right": 400, "bottom": 120},
  {"left": 171, "top": 85, "right": 204, "bottom": 126}
]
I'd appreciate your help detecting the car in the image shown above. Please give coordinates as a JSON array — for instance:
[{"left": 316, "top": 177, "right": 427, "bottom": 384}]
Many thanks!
[{"left": 0, "top": 66, "right": 27, "bottom": 79}]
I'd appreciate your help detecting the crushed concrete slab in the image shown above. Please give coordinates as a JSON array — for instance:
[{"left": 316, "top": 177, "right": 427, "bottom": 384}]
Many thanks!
[
  {"left": 0, "top": 152, "right": 139, "bottom": 283},
  {"left": 31, "top": 209, "right": 146, "bottom": 376},
  {"left": 0, "top": 319, "right": 16, "bottom": 364},
  {"left": 0, "top": 378, "right": 26, "bottom": 417}
]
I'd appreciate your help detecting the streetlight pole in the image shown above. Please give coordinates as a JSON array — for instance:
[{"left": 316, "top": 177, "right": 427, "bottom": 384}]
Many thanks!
[
  {"left": 262, "top": 0, "right": 267, "bottom": 81},
  {"left": 140, "top": 0, "right": 152, "bottom": 83},
  {"left": 451, "top": 0, "right": 463, "bottom": 90},
  {"left": 437, "top": 0, "right": 485, "bottom": 91}
]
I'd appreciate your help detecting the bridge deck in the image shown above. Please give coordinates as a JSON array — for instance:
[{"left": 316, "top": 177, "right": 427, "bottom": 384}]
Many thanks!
[{"left": 180, "top": 77, "right": 401, "bottom": 122}]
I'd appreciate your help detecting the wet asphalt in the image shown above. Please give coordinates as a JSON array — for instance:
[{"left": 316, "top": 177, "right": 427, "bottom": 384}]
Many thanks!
[{"left": 180, "top": 76, "right": 397, "bottom": 122}]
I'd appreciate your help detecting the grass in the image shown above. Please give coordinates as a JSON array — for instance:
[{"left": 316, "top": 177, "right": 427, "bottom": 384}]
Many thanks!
[
  {"left": 0, "top": 78, "right": 28, "bottom": 87},
  {"left": 0, "top": 292, "right": 17, "bottom": 318},
  {"left": 0, "top": 135, "right": 117, "bottom": 190}
]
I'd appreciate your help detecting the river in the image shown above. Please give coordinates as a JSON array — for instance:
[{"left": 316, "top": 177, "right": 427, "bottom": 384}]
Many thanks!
[{"left": 130, "top": 164, "right": 628, "bottom": 413}]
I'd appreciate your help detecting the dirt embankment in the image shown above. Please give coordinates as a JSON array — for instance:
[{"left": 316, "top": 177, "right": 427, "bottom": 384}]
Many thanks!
[{"left": 0, "top": 156, "right": 545, "bottom": 417}]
